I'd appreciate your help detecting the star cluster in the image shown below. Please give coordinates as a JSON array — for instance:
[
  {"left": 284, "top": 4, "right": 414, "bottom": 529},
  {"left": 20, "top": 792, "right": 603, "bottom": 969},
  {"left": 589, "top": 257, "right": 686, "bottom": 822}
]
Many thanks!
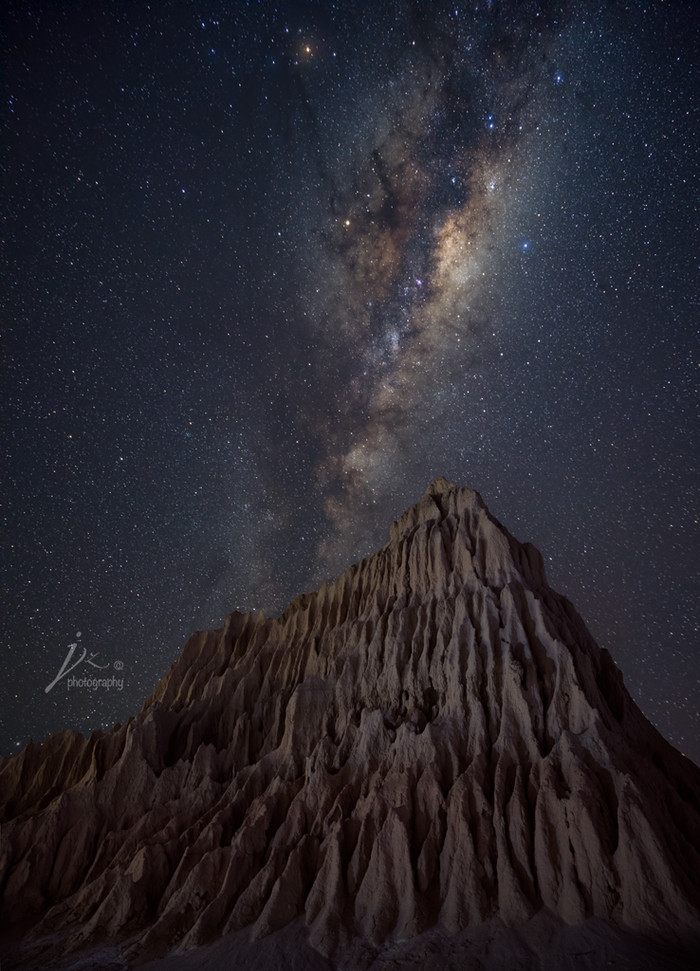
[{"left": 2, "top": 1, "right": 699, "bottom": 763}]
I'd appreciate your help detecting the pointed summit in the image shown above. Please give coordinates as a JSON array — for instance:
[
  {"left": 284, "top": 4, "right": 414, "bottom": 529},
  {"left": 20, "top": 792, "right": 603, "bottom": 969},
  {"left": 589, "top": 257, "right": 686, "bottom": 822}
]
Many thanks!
[
  {"left": 1, "top": 483, "right": 699, "bottom": 969},
  {"left": 424, "top": 475, "right": 457, "bottom": 495}
]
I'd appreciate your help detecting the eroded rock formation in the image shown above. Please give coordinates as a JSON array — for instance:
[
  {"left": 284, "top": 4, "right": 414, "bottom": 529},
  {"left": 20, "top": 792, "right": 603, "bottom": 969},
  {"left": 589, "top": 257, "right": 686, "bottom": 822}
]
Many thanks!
[{"left": 2, "top": 479, "right": 700, "bottom": 968}]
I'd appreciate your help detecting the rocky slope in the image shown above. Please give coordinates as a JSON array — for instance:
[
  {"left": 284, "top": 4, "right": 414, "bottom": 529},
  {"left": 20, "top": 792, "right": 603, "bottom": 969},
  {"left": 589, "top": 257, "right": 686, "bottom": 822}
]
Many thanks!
[{"left": 2, "top": 478, "right": 700, "bottom": 969}]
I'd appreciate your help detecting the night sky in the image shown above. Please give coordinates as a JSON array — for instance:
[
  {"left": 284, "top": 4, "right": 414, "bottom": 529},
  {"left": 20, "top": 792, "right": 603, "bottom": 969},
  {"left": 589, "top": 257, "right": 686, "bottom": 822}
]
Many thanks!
[{"left": 2, "top": 1, "right": 698, "bottom": 765}]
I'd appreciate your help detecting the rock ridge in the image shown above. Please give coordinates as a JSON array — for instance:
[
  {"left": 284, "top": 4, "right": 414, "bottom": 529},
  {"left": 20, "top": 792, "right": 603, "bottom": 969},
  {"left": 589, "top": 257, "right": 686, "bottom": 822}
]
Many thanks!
[{"left": 1, "top": 480, "right": 699, "bottom": 968}]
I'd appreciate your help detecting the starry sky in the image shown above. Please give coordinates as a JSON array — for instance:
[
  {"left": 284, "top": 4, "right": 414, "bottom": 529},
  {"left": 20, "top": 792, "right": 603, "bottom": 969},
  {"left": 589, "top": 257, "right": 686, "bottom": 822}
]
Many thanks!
[{"left": 2, "top": 1, "right": 698, "bottom": 765}]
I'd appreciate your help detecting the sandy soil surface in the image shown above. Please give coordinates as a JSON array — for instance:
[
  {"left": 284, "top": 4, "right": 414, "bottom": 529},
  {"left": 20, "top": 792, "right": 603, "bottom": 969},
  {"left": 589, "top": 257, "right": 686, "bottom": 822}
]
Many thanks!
[{"left": 7, "top": 914, "right": 699, "bottom": 971}]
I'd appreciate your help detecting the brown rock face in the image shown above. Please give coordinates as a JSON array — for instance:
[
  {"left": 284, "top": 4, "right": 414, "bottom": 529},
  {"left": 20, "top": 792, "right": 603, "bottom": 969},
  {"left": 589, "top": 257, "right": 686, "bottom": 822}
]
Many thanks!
[{"left": 2, "top": 479, "right": 700, "bottom": 968}]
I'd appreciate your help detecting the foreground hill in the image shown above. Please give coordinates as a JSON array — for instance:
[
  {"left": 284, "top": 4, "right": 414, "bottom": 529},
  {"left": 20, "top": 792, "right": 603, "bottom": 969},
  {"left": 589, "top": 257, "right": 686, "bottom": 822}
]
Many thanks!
[{"left": 2, "top": 479, "right": 699, "bottom": 969}]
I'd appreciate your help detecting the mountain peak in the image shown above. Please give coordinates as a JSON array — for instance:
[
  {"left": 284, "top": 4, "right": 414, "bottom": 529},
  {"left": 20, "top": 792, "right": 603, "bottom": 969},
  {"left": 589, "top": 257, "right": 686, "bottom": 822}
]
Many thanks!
[
  {"left": 424, "top": 475, "right": 457, "bottom": 495},
  {"left": 389, "top": 477, "right": 545, "bottom": 591},
  {"left": 1, "top": 482, "right": 699, "bottom": 969}
]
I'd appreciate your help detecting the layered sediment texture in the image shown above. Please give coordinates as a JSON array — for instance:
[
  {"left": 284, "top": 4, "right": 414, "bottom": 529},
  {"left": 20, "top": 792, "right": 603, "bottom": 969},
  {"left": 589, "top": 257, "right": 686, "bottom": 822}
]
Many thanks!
[{"left": 2, "top": 479, "right": 700, "bottom": 967}]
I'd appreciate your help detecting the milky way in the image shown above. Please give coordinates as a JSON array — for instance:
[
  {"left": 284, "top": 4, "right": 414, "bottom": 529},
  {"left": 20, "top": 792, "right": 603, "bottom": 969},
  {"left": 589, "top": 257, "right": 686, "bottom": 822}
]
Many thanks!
[
  {"left": 293, "top": 4, "right": 570, "bottom": 574},
  {"left": 3, "top": 1, "right": 699, "bottom": 764}
]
